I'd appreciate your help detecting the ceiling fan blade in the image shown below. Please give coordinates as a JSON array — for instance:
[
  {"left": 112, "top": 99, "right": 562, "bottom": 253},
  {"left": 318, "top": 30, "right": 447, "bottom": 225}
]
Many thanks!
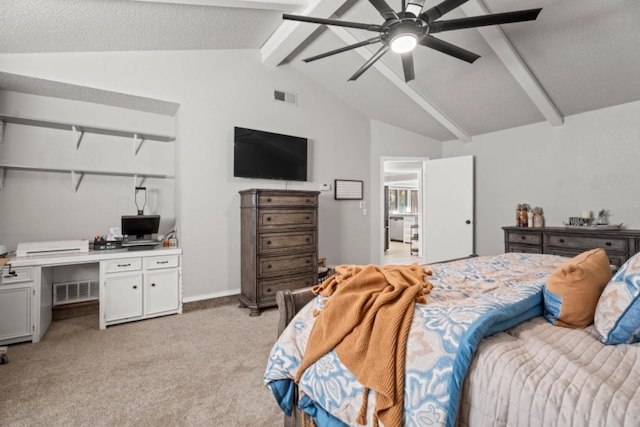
[
  {"left": 401, "top": 52, "right": 415, "bottom": 82},
  {"left": 420, "top": 0, "right": 469, "bottom": 23},
  {"left": 368, "top": 0, "right": 399, "bottom": 21},
  {"left": 420, "top": 35, "right": 480, "bottom": 63},
  {"left": 348, "top": 45, "right": 390, "bottom": 81},
  {"left": 283, "top": 14, "right": 384, "bottom": 32},
  {"left": 429, "top": 9, "right": 542, "bottom": 33},
  {"left": 303, "top": 37, "right": 382, "bottom": 63},
  {"left": 405, "top": 0, "right": 426, "bottom": 17}
]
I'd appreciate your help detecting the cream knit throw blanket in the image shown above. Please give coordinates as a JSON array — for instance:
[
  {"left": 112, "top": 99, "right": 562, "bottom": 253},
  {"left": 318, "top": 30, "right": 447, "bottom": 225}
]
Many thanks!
[{"left": 295, "top": 263, "right": 433, "bottom": 427}]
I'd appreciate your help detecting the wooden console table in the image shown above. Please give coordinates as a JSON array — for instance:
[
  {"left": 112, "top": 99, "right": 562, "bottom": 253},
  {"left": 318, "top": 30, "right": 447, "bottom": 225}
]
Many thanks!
[{"left": 503, "top": 226, "right": 640, "bottom": 268}]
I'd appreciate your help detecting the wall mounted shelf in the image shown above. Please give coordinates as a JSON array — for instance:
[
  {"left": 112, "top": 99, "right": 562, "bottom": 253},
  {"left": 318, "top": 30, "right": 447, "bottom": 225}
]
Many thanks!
[
  {"left": 0, "top": 164, "right": 174, "bottom": 192},
  {"left": 0, "top": 114, "right": 175, "bottom": 154}
]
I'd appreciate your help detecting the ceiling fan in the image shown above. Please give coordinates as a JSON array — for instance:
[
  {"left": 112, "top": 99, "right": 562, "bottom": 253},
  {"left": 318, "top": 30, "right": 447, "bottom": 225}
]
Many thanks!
[{"left": 283, "top": 0, "right": 542, "bottom": 82}]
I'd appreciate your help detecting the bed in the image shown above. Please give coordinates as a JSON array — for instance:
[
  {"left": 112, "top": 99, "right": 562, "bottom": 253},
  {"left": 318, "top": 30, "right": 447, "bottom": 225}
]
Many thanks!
[{"left": 264, "top": 252, "right": 640, "bottom": 427}]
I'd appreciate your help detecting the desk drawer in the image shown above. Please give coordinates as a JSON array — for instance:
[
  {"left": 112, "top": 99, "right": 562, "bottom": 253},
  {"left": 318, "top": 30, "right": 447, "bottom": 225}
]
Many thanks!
[
  {"left": 105, "top": 258, "right": 142, "bottom": 273},
  {"left": 257, "top": 253, "right": 316, "bottom": 278},
  {"left": 507, "top": 231, "right": 542, "bottom": 245},
  {"left": 1, "top": 267, "right": 33, "bottom": 284},
  {"left": 144, "top": 255, "right": 180, "bottom": 270},
  {"left": 258, "top": 231, "right": 316, "bottom": 253},
  {"left": 545, "top": 234, "right": 627, "bottom": 252}
]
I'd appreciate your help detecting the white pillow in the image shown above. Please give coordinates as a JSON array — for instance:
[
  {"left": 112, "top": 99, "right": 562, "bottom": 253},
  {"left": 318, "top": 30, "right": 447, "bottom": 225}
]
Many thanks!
[{"left": 594, "top": 252, "right": 640, "bottom": 345}]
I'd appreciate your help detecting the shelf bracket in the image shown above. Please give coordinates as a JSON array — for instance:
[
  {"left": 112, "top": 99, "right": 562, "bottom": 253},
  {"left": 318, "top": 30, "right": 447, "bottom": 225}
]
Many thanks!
[
  {"left": 0, "top": 167, "right": 5, "bottom": 191},
  {"left": 133, "top": 174, "right": 146, "bottom": 189},
  {"left": 133, "top": 133, "right": 144, "bottom": 156},
  {"left": 72, "top": 126, "right": 84, "bottom": 150},
  {"left": 70, "top": 170, "right": 84, "bottom": 193},
  {"left": 0, "top": 119, "right": 4, "bottom": 144}
]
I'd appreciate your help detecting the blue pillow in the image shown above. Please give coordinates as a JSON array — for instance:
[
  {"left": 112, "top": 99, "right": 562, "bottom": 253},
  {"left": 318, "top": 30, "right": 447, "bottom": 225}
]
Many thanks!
[{"left": 594, "top": 252, "right": 640, "bottom": 345}]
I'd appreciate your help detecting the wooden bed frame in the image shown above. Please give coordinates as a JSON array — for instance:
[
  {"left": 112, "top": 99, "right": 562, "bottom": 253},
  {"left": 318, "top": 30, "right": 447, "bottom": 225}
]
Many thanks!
[{"left": 276, "top": 287, "right": 316, "bottom": 427}]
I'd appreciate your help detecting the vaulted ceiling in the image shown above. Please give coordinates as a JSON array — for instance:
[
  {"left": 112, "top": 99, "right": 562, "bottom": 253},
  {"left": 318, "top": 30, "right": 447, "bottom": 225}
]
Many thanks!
[{"left": 2, "top": 0, "right": 639, "bottom": 142}]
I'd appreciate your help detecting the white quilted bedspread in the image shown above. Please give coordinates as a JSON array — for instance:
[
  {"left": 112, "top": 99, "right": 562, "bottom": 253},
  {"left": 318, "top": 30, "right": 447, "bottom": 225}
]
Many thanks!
[{"left": 458, "top": 316, "right": 640, "bottom": 427}]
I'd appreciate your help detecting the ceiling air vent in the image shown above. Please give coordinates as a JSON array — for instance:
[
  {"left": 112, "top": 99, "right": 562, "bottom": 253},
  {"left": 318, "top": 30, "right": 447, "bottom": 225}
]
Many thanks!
[{"left": 273, "top": 89, "right": 297, "bottom": 105}]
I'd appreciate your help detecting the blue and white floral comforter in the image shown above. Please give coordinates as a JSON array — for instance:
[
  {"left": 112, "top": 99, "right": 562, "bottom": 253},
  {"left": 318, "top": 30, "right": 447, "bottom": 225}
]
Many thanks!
[{"left": 264, "top": 253, "right": 567, "bottom": 427}]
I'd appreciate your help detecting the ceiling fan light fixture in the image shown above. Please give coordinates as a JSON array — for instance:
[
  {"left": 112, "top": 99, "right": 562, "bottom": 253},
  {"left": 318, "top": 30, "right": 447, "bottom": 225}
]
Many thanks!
[{"left": 390, "top": 34, "right": 417, "bottom": 53}]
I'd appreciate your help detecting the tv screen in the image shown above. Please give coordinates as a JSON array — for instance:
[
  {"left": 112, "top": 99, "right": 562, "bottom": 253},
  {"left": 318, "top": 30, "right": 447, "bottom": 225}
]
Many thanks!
[{"left": 234, "top": 127, "right": 308, "bottom": 181}]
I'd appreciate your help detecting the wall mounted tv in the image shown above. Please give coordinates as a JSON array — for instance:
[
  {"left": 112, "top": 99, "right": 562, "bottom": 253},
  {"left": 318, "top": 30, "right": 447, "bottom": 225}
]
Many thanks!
[{"left": 233, "top": 126, "right": 308, "bottom": 181}]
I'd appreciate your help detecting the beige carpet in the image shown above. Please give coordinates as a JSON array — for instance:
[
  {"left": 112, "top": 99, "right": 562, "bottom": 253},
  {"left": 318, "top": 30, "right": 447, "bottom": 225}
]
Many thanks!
[{"left": 0, "top": 303, "right": 283, "bottom": 426}]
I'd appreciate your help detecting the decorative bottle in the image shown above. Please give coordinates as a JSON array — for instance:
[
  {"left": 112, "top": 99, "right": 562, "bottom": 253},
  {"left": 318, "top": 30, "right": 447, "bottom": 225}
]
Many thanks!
[
  {"left": 520, "top": 204, "right": 529, "bottom": 227},
  {"left": 533, "top": 207, "right": 544, "bottom": 228},
  {"left": 516, "top": 204, "right": 522, "bottom": 227}
]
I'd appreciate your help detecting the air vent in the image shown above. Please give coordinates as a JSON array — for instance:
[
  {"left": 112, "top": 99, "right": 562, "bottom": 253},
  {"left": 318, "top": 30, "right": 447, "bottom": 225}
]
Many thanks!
[
  {"left": 273, "top": 89, "right": 297, "bottom": 105},
  {"left": 53, "top": 280, "right": 99, "bottom": 306}
]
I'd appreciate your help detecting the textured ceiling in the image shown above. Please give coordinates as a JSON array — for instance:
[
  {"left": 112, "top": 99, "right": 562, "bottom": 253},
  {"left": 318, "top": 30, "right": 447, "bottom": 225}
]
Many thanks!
[{"left": 1, "top": 0, "right": 639, "bottom": 141}]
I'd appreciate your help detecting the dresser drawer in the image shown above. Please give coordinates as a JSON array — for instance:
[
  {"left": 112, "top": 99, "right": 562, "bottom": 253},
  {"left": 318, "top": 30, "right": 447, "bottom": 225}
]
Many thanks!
[
  {"left": 545, "top": 234, "right": 628, "bottom": 252},
  {"left": 544, "top": 247, "right": 627, "bottom": 268},
  {"left": 105, "top": 258, "right": 142, "bottom": 273},
  {"left": 258, "top": 194, "right": 317, "bottom": 207},
  {"left": 506, "top": 244, "right": 543, "bottom": 254},
  {"left": 257, "top": 253, "right": 316, "bottom": 277},
  {"left": 258, "top": 274, "right": 316, "bottom": 300},
  {"left": 507, "top": 231, "right": 542, "bottom": 245},
  {"left": 144, "top": 255, "right": 180, "bottom": 270},
  {"left": 258, "top": 209, "right": 316, "bottom": 229},
  {"left": 258, "top": 231, "right": 316, "bottom": 253},
  {"left": 1, "top": 267, "right": 33, "bottom": 284}
]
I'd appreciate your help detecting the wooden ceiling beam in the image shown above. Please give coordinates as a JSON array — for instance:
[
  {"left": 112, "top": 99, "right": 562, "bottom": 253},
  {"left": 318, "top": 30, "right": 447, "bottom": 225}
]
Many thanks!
[
  {"left": 329, "top": 26, "right": 472, "bottom": 142},
  {"left": 461, "top": 0, "right": 564, "bottom": 126},
  {"left": 261, "top": 0, "right": 345, "bottom": 67}
]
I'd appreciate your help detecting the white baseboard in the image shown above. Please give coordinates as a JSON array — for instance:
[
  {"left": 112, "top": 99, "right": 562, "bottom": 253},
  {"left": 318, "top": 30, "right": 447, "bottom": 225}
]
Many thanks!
[{"left": 183, "top": 288, "right": 240, "bottom": 304}]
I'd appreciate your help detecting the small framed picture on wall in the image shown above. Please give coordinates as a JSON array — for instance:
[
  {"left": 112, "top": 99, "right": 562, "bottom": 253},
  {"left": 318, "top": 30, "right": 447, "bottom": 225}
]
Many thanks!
[{"left": 334, "top": 179, "right": 364, "bottom": 200}]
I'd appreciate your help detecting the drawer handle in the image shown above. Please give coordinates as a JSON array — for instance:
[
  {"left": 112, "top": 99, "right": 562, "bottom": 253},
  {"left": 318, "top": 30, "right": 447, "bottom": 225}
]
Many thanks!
[
  {"left": 306, "top": 216, "right": 310, "bottom": 220},
  {"left": 266, "top": 217, "right": 272, "bottom": 221},
  {"left": 156, "top": 260, "right": 169, "bottom": 264},
  {"left": 133, "top": 285, "right": 138, "bottom": 289},
  {"left": 267, "top": 198, "right": 272, "bottom": 202},
  {"left": 151, "top": 283, "right": 156, "bottom": 287},
  {"left": 306, "top": 260, "right": 310, "bottom": 264},
  {"left": 559, "top": 239, "right": 565, "bottom": 243},
  {"left": 118, "top": 263, "right": 131, "bottom": 267},
  {"left": 306, "top": 238, "right": 310, "bottom": 242},
  {"left": 267, "top": 264, "right": 272, "bottom": 269},
  {"left": 266, "top": 287, "right": 272, "bottom": 293},
  {"left": 306, "top": 199, "right": 310, "bottom": 203},
  {"left": 606, "top": 242, "right": 612, "bottom": 246},
  {"left": 266, "top": 240, "right": 272, "bottom": 245},
  {"left": 521, "top": 236, "right": 526, "bottom": 240}
]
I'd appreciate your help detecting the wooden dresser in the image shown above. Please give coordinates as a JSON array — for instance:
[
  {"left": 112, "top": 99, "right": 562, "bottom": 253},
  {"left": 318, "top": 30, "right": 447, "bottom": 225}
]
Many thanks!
[
  {"left": 503, "top": 226, "right": 640, "bottom": 268},
  {"left": 239, "top": 189, "right": 320, "bottom": 316}
]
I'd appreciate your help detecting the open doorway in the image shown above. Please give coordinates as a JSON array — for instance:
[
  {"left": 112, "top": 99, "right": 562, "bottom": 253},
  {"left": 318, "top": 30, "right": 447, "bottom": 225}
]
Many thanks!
[{"left": 382, "top": 158, "right": 425, "bottom": 265}]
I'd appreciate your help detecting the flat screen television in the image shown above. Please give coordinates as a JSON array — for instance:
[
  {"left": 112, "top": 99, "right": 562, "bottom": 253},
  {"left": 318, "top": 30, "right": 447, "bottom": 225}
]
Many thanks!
[{"left": 233, "top": 126, "right": 308, "bottom": 181}]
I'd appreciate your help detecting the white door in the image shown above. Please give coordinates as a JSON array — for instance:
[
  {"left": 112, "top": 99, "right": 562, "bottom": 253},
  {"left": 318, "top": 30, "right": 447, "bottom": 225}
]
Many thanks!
[{"left": 423, "top": 155, "right": 474, "bottom": 263}]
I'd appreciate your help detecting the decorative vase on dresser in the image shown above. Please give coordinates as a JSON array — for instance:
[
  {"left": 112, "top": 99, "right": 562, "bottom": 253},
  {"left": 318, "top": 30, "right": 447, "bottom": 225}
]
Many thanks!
[{"left": 239, "top": 189, "right": 320, "bottom": 316}]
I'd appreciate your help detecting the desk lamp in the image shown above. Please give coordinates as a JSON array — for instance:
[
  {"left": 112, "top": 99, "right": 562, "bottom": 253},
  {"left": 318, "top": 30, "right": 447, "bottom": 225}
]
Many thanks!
[{"left": 135, "top": 186, "right": 147, "bottom": 215}]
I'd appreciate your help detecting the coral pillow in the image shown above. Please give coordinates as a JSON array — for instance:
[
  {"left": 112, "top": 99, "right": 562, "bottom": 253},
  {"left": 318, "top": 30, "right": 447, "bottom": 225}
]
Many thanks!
[
  {"left": 594, "top": 252, "right": 640, "bottom": 345},
  {"left": 543, "top": 248, "right": 612, "bottom": 328}
]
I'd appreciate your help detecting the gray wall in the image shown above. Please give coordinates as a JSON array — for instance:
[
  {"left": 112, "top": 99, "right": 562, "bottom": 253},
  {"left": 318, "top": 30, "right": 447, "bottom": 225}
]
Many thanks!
[
  {"left": 0, "top": 50, "right": 373, "bottom": 301},
  {"left": 443, "top": 100, "right": 640, "bottom": 256}
]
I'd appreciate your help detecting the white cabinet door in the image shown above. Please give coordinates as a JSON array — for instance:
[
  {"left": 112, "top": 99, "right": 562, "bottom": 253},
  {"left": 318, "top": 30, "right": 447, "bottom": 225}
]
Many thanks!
[
  {"left": 0, "top": 285, "right": 32, "bottom": 343},
  {"left": 145, "top": 269, "right": 179, "bottom": 316},
  {"left": 105, "top": 273, "right": 143, "bottom": 322}
]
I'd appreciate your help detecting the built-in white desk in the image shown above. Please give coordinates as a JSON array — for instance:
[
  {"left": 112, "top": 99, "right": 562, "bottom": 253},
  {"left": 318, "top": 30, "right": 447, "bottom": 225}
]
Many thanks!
[{"left": 0, "top": 246, "right": 182, "bottom": 345}]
